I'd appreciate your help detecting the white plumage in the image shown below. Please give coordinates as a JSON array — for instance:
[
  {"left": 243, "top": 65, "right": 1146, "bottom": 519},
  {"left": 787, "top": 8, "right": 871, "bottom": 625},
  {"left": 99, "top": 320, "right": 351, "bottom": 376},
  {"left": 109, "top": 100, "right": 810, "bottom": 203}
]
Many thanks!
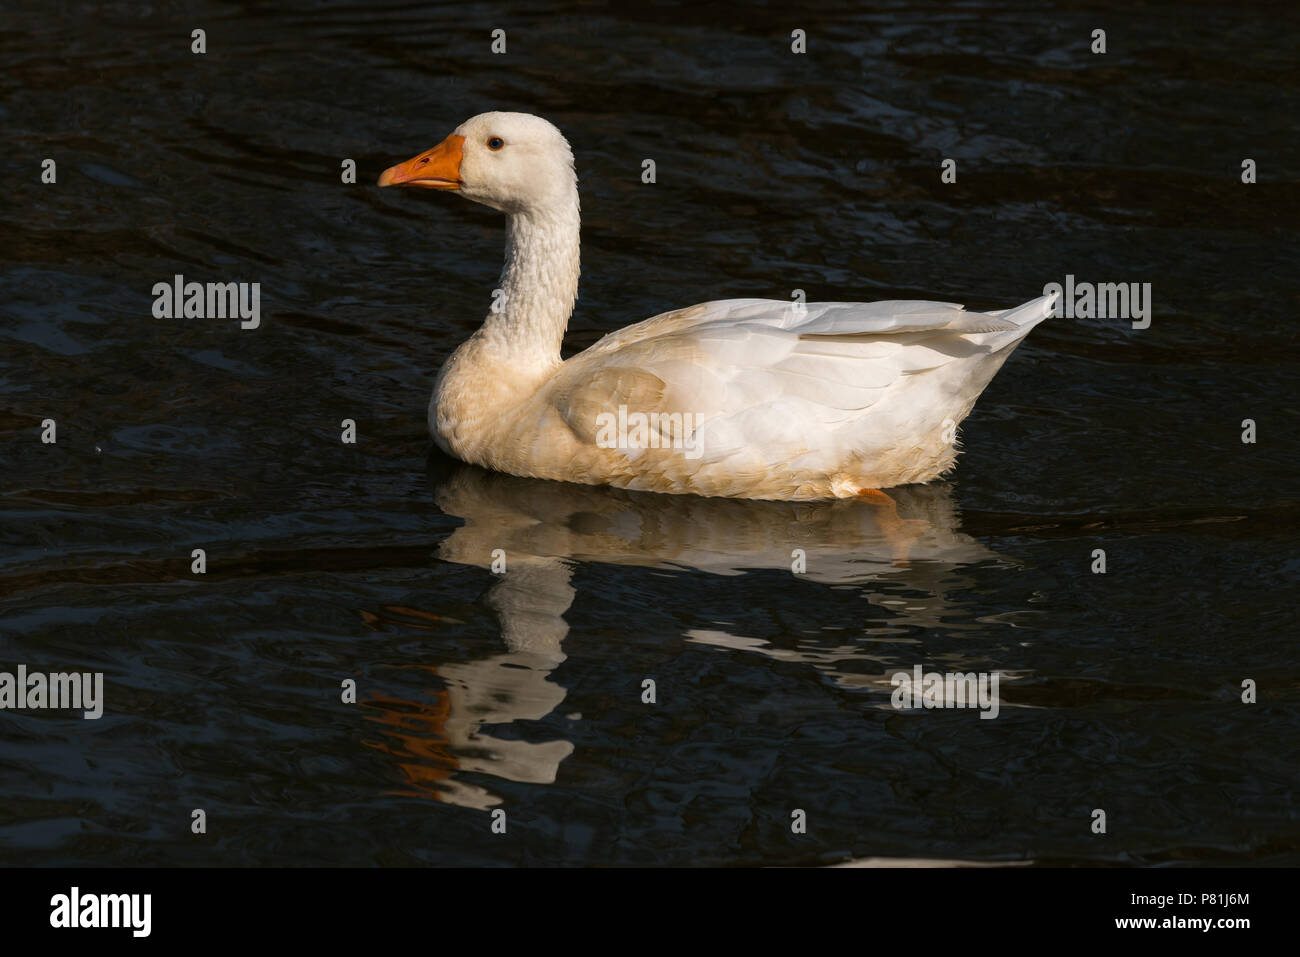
[{"left": 380, "top": 112, "right": 1053, "bottom": 500}]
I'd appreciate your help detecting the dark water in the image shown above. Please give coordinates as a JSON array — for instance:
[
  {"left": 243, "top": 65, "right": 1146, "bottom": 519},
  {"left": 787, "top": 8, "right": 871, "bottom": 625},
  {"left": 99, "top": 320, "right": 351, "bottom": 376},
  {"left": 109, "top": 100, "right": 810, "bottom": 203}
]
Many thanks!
[{"left": 2, "top": 1, "right": 1298, "bottom": 866}]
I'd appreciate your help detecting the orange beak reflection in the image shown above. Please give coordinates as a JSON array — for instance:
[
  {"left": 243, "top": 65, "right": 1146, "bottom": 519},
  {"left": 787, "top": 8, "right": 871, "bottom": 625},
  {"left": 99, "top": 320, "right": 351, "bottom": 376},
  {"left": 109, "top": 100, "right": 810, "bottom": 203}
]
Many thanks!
[{"left": 378, "top": 134, "right": 465, "bottom": 189}]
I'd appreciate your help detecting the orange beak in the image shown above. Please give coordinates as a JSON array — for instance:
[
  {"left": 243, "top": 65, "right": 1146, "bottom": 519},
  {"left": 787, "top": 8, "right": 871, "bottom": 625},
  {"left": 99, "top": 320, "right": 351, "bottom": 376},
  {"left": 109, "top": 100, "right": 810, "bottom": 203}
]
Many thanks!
[{"left": 378, "top": 134, "right": 465, "bottom": 190}]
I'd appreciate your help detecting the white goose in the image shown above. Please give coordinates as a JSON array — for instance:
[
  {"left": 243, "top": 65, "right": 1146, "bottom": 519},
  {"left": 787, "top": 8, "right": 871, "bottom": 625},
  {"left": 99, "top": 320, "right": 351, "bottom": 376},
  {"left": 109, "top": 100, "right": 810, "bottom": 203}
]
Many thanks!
[{"left": 379, "top": 111, "right": 1053, "bottom": 501}]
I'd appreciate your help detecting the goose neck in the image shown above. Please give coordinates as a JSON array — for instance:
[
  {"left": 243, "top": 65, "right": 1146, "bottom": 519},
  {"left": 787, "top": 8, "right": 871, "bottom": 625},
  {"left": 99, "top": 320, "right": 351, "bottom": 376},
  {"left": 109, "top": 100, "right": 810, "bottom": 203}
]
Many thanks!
[{"left": 477, "top": 202, "right": 581, "bottom": 367}]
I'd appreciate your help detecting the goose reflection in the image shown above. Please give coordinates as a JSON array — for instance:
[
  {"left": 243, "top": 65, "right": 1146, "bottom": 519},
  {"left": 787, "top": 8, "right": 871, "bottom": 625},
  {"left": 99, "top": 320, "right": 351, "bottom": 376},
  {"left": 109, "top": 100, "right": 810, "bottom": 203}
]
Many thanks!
[
  {"left": 431, "top": 453, "right": 995, "bottom": 585},
  {"left": 362, "top": 452, "right": 1005, "bottom": 808}
]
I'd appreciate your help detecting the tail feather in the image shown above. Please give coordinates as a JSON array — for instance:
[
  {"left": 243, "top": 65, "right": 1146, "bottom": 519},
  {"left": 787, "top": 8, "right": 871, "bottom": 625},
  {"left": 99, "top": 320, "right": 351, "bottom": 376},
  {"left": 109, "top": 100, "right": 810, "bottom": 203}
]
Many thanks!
[{"left": 987, "top": 291, "right": 1058, "bottom": 331}]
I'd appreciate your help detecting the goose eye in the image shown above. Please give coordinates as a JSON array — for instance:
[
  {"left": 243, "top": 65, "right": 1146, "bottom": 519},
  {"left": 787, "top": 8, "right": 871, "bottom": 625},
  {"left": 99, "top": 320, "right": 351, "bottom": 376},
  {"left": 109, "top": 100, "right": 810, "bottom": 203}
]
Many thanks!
[{"left": 487, "top": 137, "right": 504, "bottom": 150}]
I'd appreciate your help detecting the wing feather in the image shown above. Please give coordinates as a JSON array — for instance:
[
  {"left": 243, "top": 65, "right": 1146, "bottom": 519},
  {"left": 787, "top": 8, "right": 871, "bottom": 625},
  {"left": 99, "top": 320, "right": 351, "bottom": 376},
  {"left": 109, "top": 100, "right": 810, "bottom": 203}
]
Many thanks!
[{"left": 554, "top": 295, "right": 1048, "bottom": 467}]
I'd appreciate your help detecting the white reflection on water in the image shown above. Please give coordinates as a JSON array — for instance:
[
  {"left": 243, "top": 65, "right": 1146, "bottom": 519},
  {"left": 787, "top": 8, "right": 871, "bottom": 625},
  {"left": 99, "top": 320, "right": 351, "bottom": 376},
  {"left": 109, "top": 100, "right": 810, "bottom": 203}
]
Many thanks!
[{"left": 364, "top": 458, "right": 1012, "bottom": 808}]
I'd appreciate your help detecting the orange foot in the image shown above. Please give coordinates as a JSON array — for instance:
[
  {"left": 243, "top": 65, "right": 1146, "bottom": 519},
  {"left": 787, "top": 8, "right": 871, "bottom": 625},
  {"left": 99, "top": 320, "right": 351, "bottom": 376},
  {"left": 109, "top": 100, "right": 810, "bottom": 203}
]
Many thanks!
[
  {"left": 855, "top": 488, "right": 928, "bottom": 566},
  {"left": 854, "top": 488, "right": 896, "bottom": 507}
]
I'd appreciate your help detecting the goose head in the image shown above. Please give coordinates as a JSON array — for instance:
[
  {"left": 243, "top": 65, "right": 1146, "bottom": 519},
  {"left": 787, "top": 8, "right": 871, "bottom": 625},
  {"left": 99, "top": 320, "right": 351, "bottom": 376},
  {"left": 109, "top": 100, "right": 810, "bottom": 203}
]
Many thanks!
[{"left": 378, "top": 111, "right": 576, "bottom": 215}]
